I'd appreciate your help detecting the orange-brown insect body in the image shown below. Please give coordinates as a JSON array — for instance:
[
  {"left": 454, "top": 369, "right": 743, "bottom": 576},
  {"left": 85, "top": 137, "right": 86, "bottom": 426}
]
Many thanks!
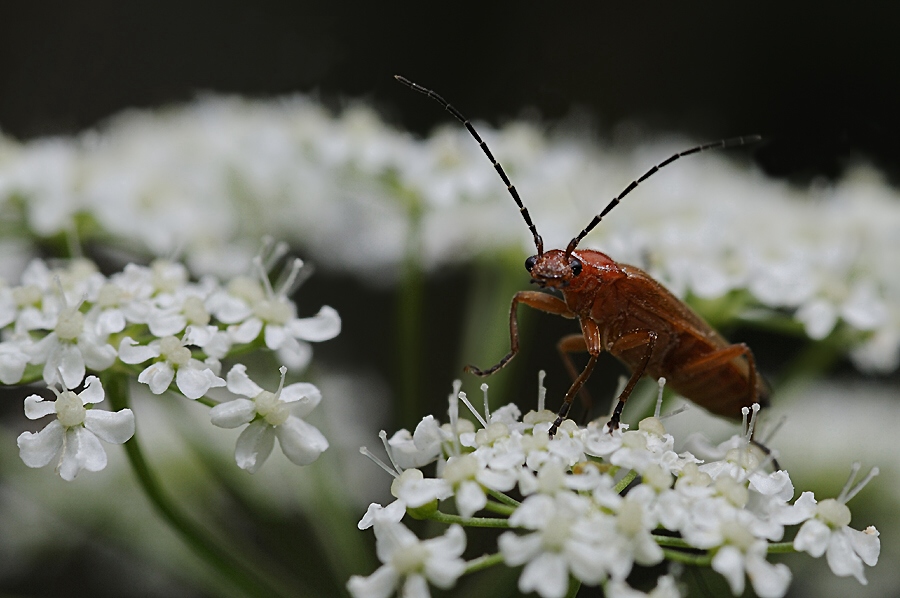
[
  {"left": 396, "top": 75, "right": 766, "bottom": 435},
  {"left": 530, "top": 248, "right": 769, "bottom": 421}
]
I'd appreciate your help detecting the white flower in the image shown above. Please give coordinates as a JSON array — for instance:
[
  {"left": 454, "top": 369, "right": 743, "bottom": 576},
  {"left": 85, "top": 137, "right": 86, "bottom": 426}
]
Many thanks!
[
  {"left": 209, "top": 364, "right": 328, "bottom": 472},
  {"left": 120, "top": 335, "right": 225, "bottom": 399},
  {"left": 792, "top": 466, "right": 881, "bottom": 584},
  {"left": 711, "top": 534, "right": 791, "bottom": 598},
  {"left": 441, "top": 452, "right": 516, "bottom": 518},
  {"left": 27, "top": 305, "right": 118, "bottom": 389},
  {"left": 681, "top": 498, "right": 791, "bottom": 598},
  {"left": 356, "top": 430, "right": 453, "bottom": 530},
  {"left": 347, "top": 521, "right": 466, "bottom": 598},
  {"left": 16, "top": 376, "right": 135, "bottom": 481},
  {"left": 499, "top": 492, "right": 616, "bottom": 597},
  {"left": 385, "top": 415, "right": 445, "bottom": 469},
  {"left": 0, "top": 339, "right": 30, "bottom": 384},
  {"left": 220, "top": 258, "right": 340, "bottom": 370}
]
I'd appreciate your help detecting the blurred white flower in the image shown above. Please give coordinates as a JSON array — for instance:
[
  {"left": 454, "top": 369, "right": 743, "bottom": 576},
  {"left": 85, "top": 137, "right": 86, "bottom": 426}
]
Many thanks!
[{"left": 0, "top": 95, "right": 897, "bottom": 368}]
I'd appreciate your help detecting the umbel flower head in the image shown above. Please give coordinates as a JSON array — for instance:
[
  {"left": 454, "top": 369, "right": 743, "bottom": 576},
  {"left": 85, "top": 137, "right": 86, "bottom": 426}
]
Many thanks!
[
  {"left": 1, "top": 252, "right": 339, "bottom": 479},
  {"left": 350, "top": 375, "right": 882, "bottom": 598}
]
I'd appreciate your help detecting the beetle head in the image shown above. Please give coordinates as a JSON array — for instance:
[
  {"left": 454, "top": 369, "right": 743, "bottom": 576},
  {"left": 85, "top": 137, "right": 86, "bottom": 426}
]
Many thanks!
[{"left": 525, "top": 249, "right": 583, "bottom": 289}]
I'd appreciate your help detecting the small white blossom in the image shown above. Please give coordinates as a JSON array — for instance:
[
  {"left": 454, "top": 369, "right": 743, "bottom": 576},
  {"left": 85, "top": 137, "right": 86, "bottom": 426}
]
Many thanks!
[
  {"left": 16, "top": 376, "right": 135, "bottom": 480},
  {"left": 120, "top": 335, "right": 225, "bottom": 399},
  {"left": 347, "top": 521, "right": 466, "bottom": 598},
  {"left": 221, "top": 258, "right": 341, "bottom": 370},
  {"left": 210, "top": 364, "right": 328, "bottom": 472},
  {"left": 27, "top": 304, "right": 118, "bottom": 389},
  {"left": 792, "top": 465, "right": 881, "bottom": 584}
]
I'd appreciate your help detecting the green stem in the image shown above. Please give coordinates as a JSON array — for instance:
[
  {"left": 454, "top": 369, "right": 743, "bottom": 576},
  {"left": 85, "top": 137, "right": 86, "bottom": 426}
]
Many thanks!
[
  {"left": 483, "top": 500, "right": 517, "bottom": 516},
  {"left": 464, "top": 552, "right": 506, "bottom": 575},
  {"left": 396, "top": 199, "right": 424, "bottom": 430},
  {"left": 614, "top": 469, "right": 638, "bottom": 494},
  {"left": 652, "top": 534, "right": 695, "bottom": 549},
  {"left": 662, "top": 547, "right": 712, "bottom": 567},
  {"left": 102, "top": 372, "right": 292, "bottom": 598},
  {"left": 564, "top": 575, "right": 582, "bottom": 598},
  {"left": 426, "top": 510, "right": 511, "bottom": 528},
  {"left": 485, "top": 487, "right": 520, "bottom": 508},
  {"left": 767, "top": 541, "right": 796, "bottom": 554}
]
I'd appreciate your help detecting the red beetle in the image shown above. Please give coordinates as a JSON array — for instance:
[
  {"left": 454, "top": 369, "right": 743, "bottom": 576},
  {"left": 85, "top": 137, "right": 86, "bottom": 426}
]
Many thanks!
[{"left": 397, "top": 76, "right": 768, "bottom": 435}]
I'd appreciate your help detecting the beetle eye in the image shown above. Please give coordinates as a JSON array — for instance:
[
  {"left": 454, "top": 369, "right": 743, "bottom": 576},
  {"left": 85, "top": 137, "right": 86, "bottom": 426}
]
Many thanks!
[
  {"left": 525, "top": 255, "right": 537, "bottom": 271},
  {"left": 570, "top": 257, "right": 582, "bottom": 277}
]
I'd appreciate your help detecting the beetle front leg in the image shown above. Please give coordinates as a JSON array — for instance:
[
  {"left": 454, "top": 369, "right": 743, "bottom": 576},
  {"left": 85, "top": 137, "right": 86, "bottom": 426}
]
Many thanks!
[
  {"left": 556, "top": 333, "right": 596, "bottom": 419},
  {"left": 549, "top": 351, "right": 600, "bottom": 436},
  {"left": 465, "top": 290, "right": 575, "bottom": 376},
  {"left": 549, "top": 319, "right": 603, "bottom": 436}
]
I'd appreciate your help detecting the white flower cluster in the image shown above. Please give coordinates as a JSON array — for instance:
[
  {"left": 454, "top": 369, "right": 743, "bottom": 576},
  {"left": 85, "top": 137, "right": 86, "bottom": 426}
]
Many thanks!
[
  {"left": 1, "top": 252, "right": 340, "bottom": 479},
  {"left": 350, "top": 380, "right": 881, "bottom": 598},
  {"left": 0, "top": 95, "right": 897, "bottom": 370}
]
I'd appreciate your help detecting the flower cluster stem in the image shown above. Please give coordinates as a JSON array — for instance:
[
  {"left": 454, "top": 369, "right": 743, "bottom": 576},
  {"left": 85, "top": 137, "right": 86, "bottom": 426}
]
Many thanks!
[
  {"left": 426, "top": 510, "right": 511, "bottom": 529},
  {"left": 102, "top": 372, "right": 292, "bottom": 598},
  {"left": 463, "top": 552, "right": 506, "bottom": 575},
  {"left": 486, "top": 487, "right": 521, "bottom": 508}
]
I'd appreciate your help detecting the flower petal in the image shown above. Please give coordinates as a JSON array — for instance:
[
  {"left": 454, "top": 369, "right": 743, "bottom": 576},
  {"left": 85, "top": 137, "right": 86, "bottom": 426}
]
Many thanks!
[
  {"left": 275, "top": 339, "right": 312, "bottom": 371},
  {"left": 78, "top": 335, "right": 117, "bottom": 370},
  {"left": 225, "top": 363, "right": 264, "bottom": 398},
  {"left": 275, "top": 416, "right": 329, "bottom": 466},
  {"left": 0, "top": 343, "right": 29, "bottom": 384},
  {"left": 17, "top": 420, "right": 64, "bottom": 468},
  {"left": 347, "top": 565, "right": 398, "bottom": 598},
  {"left": 118, "top": 337, "right": 159, "bottom": 364},
  {"left": 84, "top": 409, "right": 135, "bottom": 444},
  {"left": 519, "top": 552, "right": 569, "bottom": 598},
  {"left": 826, "top": 528, "right": 867, "bottom": 584},
  {"left": 711, "top": 545, "right": 746, "bottom": 596},
  {"left": 280, "top": 382, "right": 321, "bottom": 407},
  {"left": 793, "top": 519, "right": 829, "bottom": 558},
  {"left": 138, "top": 362, "right": 175, "bottom": 394},
  {"left": 210, "top": 398, "right": 257, "bottom": 428},
  {"left": 79, "top": 376, "right": 105, "bottom": 404},
  {"left": 234, "top": 420, "right": 275, "bottom": 473},
  {"left": 52, "top": 342, "right": 86, "bottom": 389},
  {"left": 23, "top": 394, "right": 57, "bottom": 420},
  {"left": 286, "top": 305, "right": 341, "bottom": 341},
  {"left": 58, "top": 427, "right": 107, "bottom": 481},
  {"left": 746, "top": 554, "right": 792, "bottom": 598},
  {"left": 175, "top": 364, "right": 226, "bottom": 400},
  {"left": 455, "top": 480, "right": 487, "bottom": 518},
  {"left": 847, "top": 526, "right": 880, "bottom": 567}
]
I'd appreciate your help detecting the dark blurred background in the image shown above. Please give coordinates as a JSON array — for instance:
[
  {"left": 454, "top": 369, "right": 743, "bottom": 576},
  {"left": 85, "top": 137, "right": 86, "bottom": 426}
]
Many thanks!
[{"left": 1, "top": 2, "right": 898, "bottom": 183}]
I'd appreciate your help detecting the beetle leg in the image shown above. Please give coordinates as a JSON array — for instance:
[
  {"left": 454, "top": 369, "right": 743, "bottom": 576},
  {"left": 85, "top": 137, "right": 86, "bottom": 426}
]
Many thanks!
[
  {"left": 557, "top": 334, "right": 595, "bottom": 419},
  {"left": 607, "top": 330, "right": 659, "bottom": 432},
  {"left": 465, "top": 291, "right": 575, "bottom": 376},
  {"left": 549, "top": 352, "right": 599, "bottom": 436},
  {"left": 549, "top": 319, "right": 603, "bottom": 436}
]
